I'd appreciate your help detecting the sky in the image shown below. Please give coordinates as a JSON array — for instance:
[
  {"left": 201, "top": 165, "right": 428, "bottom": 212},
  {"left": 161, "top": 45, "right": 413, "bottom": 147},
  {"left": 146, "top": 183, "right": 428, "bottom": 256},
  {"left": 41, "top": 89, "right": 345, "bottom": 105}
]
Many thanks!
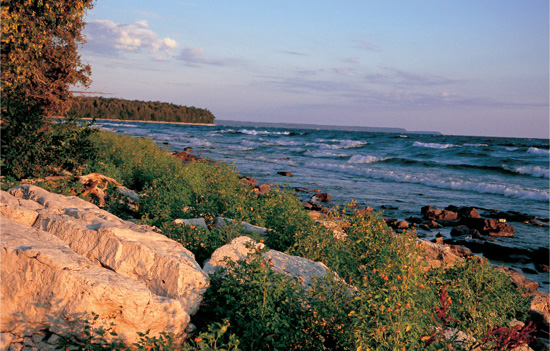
[{"left": 79, "top": 1, "right": 549, "bottom": 139}]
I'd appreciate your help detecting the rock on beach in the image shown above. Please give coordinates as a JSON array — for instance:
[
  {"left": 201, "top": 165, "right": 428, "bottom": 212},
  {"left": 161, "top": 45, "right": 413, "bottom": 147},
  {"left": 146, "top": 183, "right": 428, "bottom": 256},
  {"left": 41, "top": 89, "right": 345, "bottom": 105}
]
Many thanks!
[{"left": 1, "top": 185, "right": 208, "bottom": 348}]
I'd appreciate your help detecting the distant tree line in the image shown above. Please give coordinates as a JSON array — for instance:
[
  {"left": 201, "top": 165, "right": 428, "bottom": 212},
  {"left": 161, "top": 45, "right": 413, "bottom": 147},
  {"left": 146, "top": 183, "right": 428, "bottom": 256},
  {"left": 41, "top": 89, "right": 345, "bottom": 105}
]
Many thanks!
[{"left": 69, "top": 96, "right": 216, "bottom": 124}]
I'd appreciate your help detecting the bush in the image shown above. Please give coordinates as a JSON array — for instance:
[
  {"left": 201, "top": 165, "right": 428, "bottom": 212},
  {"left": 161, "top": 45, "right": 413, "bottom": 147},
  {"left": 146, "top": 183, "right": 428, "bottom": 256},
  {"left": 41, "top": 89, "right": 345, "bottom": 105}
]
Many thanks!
[
  {"left": 428, "top": 257, "right": 529, "bottom": 339},
  {"left": 87, "top": 130, "right": 183, "bottom": 191},
  {"left": 1, "top": 115, "right": 97, "bottom": 179},
  {"left": 194, "top": 250, "right": 355, "bottom": 351}
]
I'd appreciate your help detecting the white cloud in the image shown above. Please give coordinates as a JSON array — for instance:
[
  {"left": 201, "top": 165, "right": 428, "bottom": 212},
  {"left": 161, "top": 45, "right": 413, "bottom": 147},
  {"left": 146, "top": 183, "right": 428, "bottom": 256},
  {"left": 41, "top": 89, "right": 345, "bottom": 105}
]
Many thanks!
[
  {"left": 84, "top": 19, "right": 178, "bottom": 56},
  {"left": 177, "top": 46, "right": 227, "bottom": 66}
]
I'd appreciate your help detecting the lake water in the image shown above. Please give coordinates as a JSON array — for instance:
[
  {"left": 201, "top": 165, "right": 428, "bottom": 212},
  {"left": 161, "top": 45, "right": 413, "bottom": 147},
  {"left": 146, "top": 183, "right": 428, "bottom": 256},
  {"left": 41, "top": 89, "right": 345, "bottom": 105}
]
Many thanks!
[{"left": 94, "top": 119, "right": 550, "bottom": 290}]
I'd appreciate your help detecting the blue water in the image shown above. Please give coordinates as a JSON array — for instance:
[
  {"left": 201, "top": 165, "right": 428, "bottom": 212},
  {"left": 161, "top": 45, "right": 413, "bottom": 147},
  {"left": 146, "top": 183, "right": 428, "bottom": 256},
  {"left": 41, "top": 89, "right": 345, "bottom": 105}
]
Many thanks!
[{"left": 94, "top": 119, "right": 550, "bottom": 289}]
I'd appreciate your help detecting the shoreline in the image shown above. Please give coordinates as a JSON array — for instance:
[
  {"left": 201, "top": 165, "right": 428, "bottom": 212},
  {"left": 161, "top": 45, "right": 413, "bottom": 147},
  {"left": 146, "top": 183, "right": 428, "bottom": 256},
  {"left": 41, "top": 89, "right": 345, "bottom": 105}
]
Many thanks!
[{"left": 80, "top": 117, "right": 215, "bottom": 127}]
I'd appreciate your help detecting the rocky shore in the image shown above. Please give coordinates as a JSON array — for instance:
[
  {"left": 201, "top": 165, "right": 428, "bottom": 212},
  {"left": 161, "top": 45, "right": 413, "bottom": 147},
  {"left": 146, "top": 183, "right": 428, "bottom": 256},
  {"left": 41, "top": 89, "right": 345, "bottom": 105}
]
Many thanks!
[{"left": 2, "top": 180, "right": 549, "bottom": 350}]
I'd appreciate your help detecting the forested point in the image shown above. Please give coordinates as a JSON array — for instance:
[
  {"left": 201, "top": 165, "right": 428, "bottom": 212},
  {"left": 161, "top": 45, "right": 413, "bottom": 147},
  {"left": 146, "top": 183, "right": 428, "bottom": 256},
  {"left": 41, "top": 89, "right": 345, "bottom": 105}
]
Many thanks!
[{"left": 69, "top": 96, "right": 216, "bottom": 124}]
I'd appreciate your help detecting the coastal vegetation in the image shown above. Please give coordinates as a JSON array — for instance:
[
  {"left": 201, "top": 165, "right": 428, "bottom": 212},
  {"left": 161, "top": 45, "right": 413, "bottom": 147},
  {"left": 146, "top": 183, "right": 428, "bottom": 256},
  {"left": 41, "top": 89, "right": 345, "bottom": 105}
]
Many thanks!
[
  {"left": 69, "top": 96, "right": 216, "bottom": 124},
  {"left": 8, "top": 129, "right": 533, "bottom": 350}
]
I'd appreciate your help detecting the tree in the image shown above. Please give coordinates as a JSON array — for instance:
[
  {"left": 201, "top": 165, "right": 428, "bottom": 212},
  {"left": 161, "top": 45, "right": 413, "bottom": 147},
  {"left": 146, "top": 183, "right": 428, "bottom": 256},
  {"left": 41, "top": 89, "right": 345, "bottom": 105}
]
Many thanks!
[
  {"left": 1, "top": 0, "right": 96, "bottom": 180},
  {"left": 1, "top": 0, "right": 94, "bottom": 119}
]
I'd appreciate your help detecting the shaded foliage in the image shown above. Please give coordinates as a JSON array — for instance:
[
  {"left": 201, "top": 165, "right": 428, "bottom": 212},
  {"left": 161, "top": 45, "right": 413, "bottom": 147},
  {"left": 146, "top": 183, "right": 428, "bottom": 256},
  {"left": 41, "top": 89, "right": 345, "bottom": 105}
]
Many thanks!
[{"left": 69, "top": 96, "right": 216, "bottom": 124}]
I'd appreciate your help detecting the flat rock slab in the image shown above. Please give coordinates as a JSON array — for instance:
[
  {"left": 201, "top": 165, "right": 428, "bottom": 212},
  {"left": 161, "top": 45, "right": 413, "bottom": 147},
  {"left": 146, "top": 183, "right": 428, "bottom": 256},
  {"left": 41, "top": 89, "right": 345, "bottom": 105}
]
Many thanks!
[
  {"left": 1, "top": 217, "right": 189, "bottom": 346},
  {"left": 1, "top": 185, "right": 210, "bottom": 348}
]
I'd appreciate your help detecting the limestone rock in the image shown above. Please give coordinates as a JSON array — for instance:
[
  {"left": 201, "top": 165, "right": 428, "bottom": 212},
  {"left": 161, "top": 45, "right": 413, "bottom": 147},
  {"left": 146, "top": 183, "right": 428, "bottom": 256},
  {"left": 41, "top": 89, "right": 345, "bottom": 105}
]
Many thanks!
[
  {"left": 417, "top": 239, "right": 470, "bottom": 269},
  {"left": 212, "top": 217, "right": 270, "bottom": 237},
  {"left": 1, "top": 185, "right": 210, "bottom": 347},
  {"left": 173, "top": 217, "right": 210, "bottom": 231},
  {"left": 1, "top": 217, "right": 190, "bottom": 346},
  {"left": 203, "top": 236, "right": 335, "bottom": 286}
]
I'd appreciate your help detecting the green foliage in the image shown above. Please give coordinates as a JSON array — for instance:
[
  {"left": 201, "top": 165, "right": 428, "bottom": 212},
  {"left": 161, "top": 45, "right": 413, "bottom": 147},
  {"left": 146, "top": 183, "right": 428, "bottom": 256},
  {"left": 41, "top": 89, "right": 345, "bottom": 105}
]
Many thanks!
[
  {"left": 26, "top": 129, "right": 530, "bottom": 351},
  {"left": 194, "top": 251, "right": 354, "bottom": 351},
  {"left": 87, "top": 130, "right": 184, "bottom": 191},
  {"left": 429, "top": 257, "right": 529, "bottom": 339},
  {"left": 161, "top": 223, "right": 232, "bottom": 265},
  {"left": 2, "top": 0, "right": 94, "bottom": 117},
  {"left": 69, "top": 96, "right": 216, "bottom": 124},
  {"left": 1, "top": 116, "right": 98, "bottom": 180},
  {"left": 254, "top": 187, "right": 315, "bottom": 251},
  {"left": 182, "top": 319, "right": 240, "bottom": 351}
]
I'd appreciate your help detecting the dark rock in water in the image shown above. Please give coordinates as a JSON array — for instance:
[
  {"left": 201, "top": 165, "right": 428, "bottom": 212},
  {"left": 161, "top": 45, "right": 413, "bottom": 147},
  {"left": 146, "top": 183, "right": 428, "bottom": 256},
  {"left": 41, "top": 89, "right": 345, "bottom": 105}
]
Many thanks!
[
  {"left": 460, "top": 217, "right": 515, "bottom": 237},
  {"left": 406, "top": 216, "right": 424, "bottom": 225},
  {"left": 277, "top": 171, "right": 293, "bottom": 177},
  {"left": 381, "top": 205, "right": 398, "bottom": 210},
  {"left": 312, "top": 193, "right": 331, "bottom": 203},
  {"left": 486, "top": 210, "right": 537, "bottom": 223},
  {"left": 421, "top": 206, "right": 458, "bottom": 221},
  {"left": 535, "top": 263, "right": 550, "bottom": 273},
  {"left": 456, "top": 207, "right": 481, "bottom": 219},
  {"left": 483, "top": 241, "right": 532, "bottom": 262},
  {"left": 450, "top": 225, "right": 475, "bottom": 237},
  {"left": 444, "top": 238, "right": 485, "bottom": 253},
  {"left": 530, "top": 247, "right": 550, "bottom": 265},
  {"left": 302, "top": 202, "right": 313, "bottom": 210},
  {"left": 384, "top": 219, "right": 409, "bottom": 230},
  {"left": 522, "top": 267, "right": 539, "bottom": 275},
  {"left": 436, "top": 219, "right": 460, "bottom": 227}
]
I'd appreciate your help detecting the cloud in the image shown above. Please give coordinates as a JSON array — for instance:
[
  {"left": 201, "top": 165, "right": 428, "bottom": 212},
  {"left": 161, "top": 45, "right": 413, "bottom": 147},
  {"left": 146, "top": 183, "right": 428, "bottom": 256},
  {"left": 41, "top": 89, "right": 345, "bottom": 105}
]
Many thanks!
[
  {"left": 280, "top": 50, "right": 308, "bottom": 56},
  {"left": 354, "top": 40, "right": 377, "bottom": 51},
  {"left": 365, "top": 68, "right": 459, "bottom": 87},
  {"left": 177, "top": 47, "right": 228, "bottom": 67},
  {"left": 84, "top": 19, "right": 178, "bottom": 56}
]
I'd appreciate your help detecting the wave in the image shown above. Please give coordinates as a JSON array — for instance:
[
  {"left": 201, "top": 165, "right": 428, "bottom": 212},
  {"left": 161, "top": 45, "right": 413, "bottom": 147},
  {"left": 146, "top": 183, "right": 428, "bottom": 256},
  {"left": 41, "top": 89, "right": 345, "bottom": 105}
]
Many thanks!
[
  {"left": 464, "top": 143, "right": 488, "bottom": 147},
  {"left": 318, "top": 140, "right": 368, "bottom": 150},
  {"left": 412, "top": 141, "right": 458, "bottom": 149},
  {"left": 238, "top": 129, "right": 291, "bottom": 136},
  {"left": 306, "top": 162, "right": 549, "bottom": 202},
  {"left": 348, "top": 155, "right": 389, "bottom": 164},
  {"left": 506, "top": 147, "right": 519, "bottom": 151},
  {"left": 527, "top": 147, "right": 550, "bottom": 155},
  {"left": 304, "top": 151, "right": 348, "bottom": 158},
  {"left": 505, "top": 165, "right": 550, "bottom": 178}
]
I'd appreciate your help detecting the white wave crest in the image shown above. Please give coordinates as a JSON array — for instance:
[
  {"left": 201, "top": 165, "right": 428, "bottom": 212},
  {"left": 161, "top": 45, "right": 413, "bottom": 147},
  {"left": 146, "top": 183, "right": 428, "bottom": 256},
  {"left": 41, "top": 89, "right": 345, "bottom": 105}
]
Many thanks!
[
  {"left": 348, "top": 155, "right": 388, "bottom": 164},
  {"left": 238, "top": 129, "right": 290, "bottom": 136},
  {"left": 413, "top": 141, "right": 458, "bottom": 149},
  {"left": 464, "top": 143, "right": 488, "bottom": 147},
  {"left": 319, "top": 140, "right": 368, "bottom": 150},
  {"left": 304, "top": 151, "right": 347, "bottom": 158},
  {"left": 305, "top": 162, "right": 549, "bottom": 202},
  {"left": 506, "top": 147, "right": 519, "bottom": 151},
  {"left": 527, "top": 147, "right": 550, "bottom": 155},
  {"left": 508, "top": 166, "right": 550, "bottom": 178}
]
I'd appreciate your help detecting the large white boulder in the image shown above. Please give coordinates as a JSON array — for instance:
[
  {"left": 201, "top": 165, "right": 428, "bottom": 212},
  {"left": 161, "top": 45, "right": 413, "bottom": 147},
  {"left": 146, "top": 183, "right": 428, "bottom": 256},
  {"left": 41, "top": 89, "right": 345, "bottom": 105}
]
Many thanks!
[
  {"left": 0, "top": 217, "right": 190, "bottom": 348},
  {"left": 1, "top": 185, "right": 210, "bottom": 349},
  {"left": 203, "top": 236, "right": 334, "bottom": 286}
]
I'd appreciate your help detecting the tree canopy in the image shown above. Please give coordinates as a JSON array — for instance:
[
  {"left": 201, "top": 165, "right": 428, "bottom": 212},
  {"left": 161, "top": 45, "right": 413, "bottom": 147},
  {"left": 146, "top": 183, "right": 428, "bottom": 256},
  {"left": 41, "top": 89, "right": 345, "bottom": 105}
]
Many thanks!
[
  {"left": 1, "top": 0, "right": 94, "bottom": 119},
  {"left": 69, "top": 96, "right": 216, "bottom": 124}
]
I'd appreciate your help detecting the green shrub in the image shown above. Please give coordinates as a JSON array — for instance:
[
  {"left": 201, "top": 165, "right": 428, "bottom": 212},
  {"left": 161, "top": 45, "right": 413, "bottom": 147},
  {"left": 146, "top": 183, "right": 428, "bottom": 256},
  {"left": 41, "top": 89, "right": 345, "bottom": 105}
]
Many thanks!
[
  {"left": 88, "top": 130, "right": 183, "bottom": 191},
  {"left": 1, "top": 115, "right": 97, "bottom": 180},
  {"left": 194, "top": 250, "right": 355, "bottom": 351},
  {"left": 428, "top": 257, "right": 529, "bottom": 339}
]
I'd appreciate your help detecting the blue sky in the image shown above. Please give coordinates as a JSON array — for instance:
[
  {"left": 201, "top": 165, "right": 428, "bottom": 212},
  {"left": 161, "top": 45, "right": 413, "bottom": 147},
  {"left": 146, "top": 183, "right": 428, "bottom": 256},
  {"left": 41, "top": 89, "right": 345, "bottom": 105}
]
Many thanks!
[{"left": 80, "top": 1, "right": 549, "bottom": 138}]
